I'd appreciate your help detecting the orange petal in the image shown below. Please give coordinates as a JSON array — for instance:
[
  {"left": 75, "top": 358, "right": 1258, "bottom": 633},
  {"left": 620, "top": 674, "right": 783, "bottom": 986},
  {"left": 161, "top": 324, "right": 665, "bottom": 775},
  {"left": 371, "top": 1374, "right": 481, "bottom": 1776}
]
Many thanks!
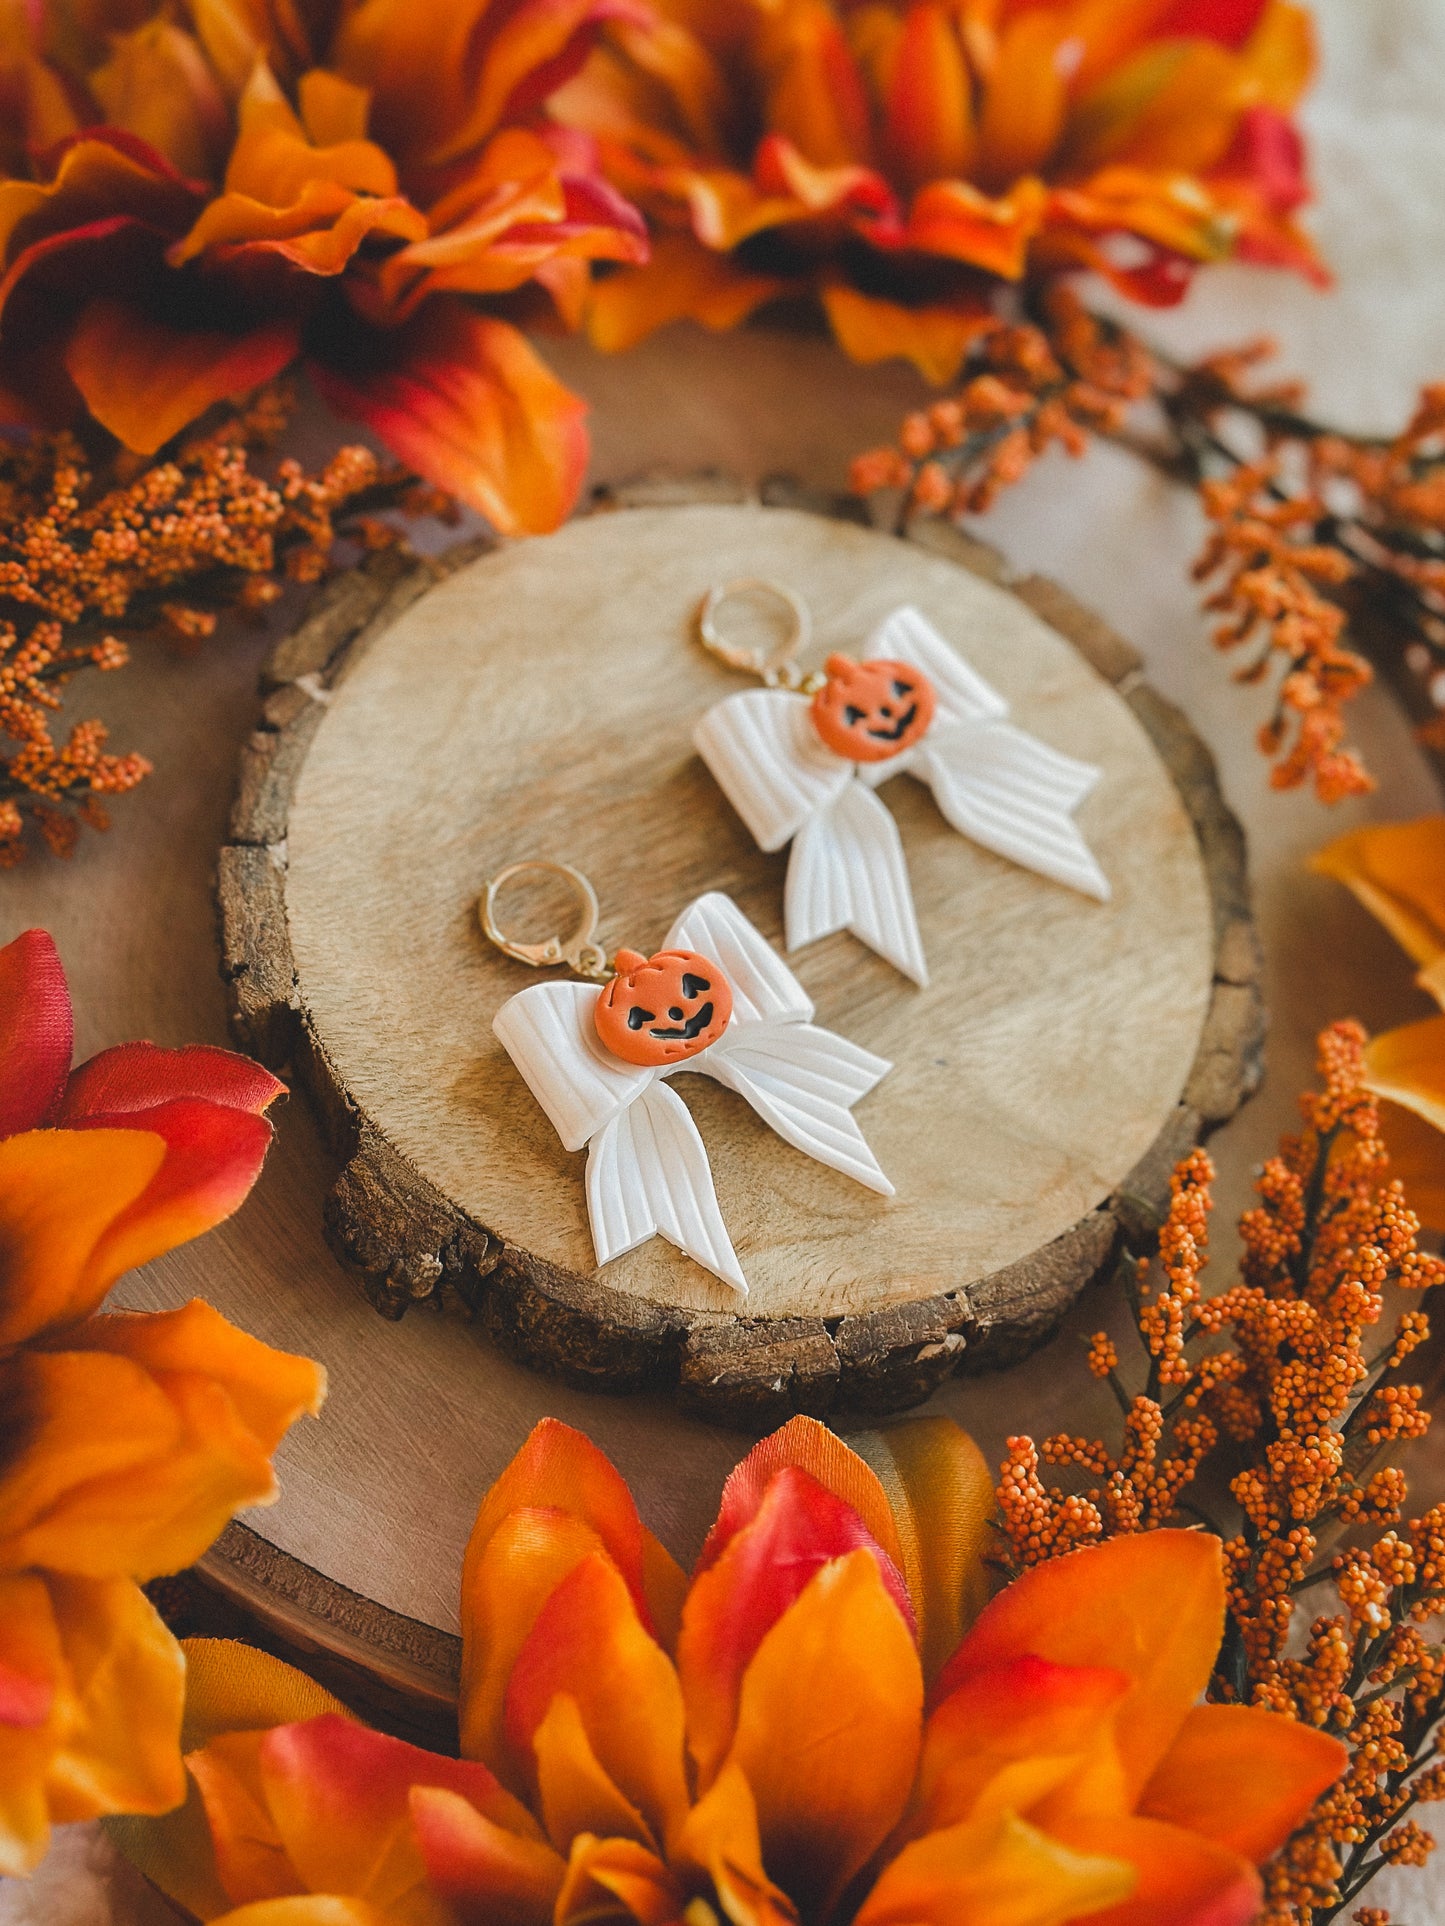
[
  {"left": 309, "top": 301, "right": 588, "bottom": 536},
  {"left": 1062, "top": 40, "right": 1241, "bottom": 177},
  {"left": 822, "top": 284, "right": 994, "bottom": 385},
  {"left": 586, "top": 231, "right": 784, "bottom": 352},
  {"left": 60, "top": 1042, "right": 284, "bottom": 1123},
  {"left": 855, "top": 1810, "right": 1136, "bottom": 1926},
  {"left": 465, "top": 1420, "right": 661, "bottom": 1636},
  {"left": 76, "top": 1298, "right": 325, "bottom": 1461},
  {"left": 1140, "top": 1703, "right": 1343, "bottom": 1863},
  {"left": 504, "top": 1554, "right": 689, "bottom": 1851},
  {"left": 533, "top": 1693, "right": 653, "bottom": 1850},
  {"left": 905, "top": 176, "right": 1048, "bottom": 279},
  {"left": 698, "top": 1416, "right": 905, "bottom": 1576},
  {"left": 882, "top": 4, "right": 976, "bottom": 190},
  {"left": 753, "top": 0, "right": 873, "bottom": 168},
  {"left": 935, "top": 1531, "right": 1225, "bottom": 1804},
  {"left": 460, "top": 1508, "right": 609, "bottom": 1787},
  {"left": 674, "top": 1762, "right": 798, "bottom": 1926},
  {"left": 553, "top": 1832, "right": 683, "bottom": 1926},
  {"left": 1310, "top": 817, "right": 1445, "bottom": 972},
  {"left": 87, "top": 19, "right": 230, "bottom": 178},
  {"left": 1365, "top": 1016, "right": 1445, "bottom": 1135},
  {"left": 679, "top": 1465, "right": 913, "bottom": 1792},
  {"left": 72, "top": 1097, "right": 276, "bottom": 1291},
  {"left": 209, "top": 1903, "right": 392, "bottom": 1925},
  {"left": 186, "top": 1727, "right": 300, "bottom": 1906},
  {"left": 976, "top": 9, "right": 1070, "bottom": 191},
  {"left": 42, "top": 1574, "right": 186, "bottom": 1828},
  {"left": 854, "top": 1417, "right": 995, "bottom": 1684},
  {"left": 0, "top": 928, "right": 72, "bottom": 1138},
  {"left": 256, "top": 1715, "right": 536, "bottom": 1914},
  {"left": 0, "top": 1572, "right": 65, "bottom": 1877},
  {"left": 65, "top": 297, "right": 299, "bottom": 455},
  {"left": 173, "top": 180, "right": 427, "bottom": 274},
  {"left": 725, "top": 1549, "right": 923, "bottom": 1917},
  {"left": 1043, "top": 1813, "right": 1259, "bottom": 1926},
  {"left": 915, "top": 1655, "right": 1130, "bottom": 1836},
  {"left": 410, "top": 1783, "right": 565, "bottom": 1926},
  {"left": 0, "top": 1128, "right": 165, "bottom": 1346}
]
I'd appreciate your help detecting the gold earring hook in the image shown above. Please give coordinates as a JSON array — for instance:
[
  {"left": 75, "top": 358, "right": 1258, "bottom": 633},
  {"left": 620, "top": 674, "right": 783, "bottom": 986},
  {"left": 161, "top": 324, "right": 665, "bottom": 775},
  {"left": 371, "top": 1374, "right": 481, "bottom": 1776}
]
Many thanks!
[
  {"left": 696, "top": 578, "right": 824, "bottom": 694},
  {"left": 478, "top": 861, "right": 612, "bottom": 981}
]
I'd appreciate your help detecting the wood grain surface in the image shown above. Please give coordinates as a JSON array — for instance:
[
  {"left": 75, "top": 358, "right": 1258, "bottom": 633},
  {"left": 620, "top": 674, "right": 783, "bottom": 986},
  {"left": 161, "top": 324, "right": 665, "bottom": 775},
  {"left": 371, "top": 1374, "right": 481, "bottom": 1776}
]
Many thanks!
[{"left": 214, "top": 489, "right": 1262, "bottom": 1442}]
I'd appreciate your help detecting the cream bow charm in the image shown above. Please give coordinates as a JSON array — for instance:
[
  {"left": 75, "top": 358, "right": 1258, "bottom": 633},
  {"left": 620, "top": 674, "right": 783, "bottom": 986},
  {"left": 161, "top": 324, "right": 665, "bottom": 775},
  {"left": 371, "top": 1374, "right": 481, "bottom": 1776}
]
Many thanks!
[
  {"left": 492, "top": 891, "right": 891, "bottom": 1295},
  {"left": 694, "top": 605, "right": 1110, "bottom": 986}
]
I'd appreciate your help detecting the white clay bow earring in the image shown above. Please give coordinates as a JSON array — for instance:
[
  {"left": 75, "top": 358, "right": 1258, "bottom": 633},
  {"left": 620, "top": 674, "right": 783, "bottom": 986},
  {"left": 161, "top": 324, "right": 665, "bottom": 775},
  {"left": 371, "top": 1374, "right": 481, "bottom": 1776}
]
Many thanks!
[
  {"left": 481, "top": 860, "right": 892, "bottom": 1295},
  {"left": 692, "top": 582, "right": 1111, "bottom": 986}
]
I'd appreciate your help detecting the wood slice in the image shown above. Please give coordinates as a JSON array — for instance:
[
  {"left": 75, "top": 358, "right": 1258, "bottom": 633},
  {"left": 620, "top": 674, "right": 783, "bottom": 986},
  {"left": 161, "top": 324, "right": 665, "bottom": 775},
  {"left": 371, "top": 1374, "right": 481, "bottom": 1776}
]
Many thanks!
[{"left": 215, "top": 482, "right": 1262, "bottom": 1425}]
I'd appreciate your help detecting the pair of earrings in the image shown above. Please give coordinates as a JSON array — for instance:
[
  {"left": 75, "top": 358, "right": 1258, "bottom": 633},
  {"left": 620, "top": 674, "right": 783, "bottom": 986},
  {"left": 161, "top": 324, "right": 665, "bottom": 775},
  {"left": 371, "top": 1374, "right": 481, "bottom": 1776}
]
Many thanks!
[{"left": 480, "top": 585, "right": 1110, "bottom": 1296}]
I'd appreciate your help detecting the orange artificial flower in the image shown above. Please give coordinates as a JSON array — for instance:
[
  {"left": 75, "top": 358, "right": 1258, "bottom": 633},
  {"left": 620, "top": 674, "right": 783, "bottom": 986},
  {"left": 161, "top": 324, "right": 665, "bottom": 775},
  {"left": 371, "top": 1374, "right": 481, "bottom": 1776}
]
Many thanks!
[
  {"left": 120, "top": 1414, "right": 1342, "bottom": 1925},
  {"left": 1313, "top": 816, "right": 1445, "bottom": 1225},
  {"left": 556, "top": 0, "right": 1324, "bottom": 382},
  {"left": 0, "top": 927, "right": 326, "bottom": 1876},
  {"left": 0, "top": 0, "right": 650, "bottom": 532}
]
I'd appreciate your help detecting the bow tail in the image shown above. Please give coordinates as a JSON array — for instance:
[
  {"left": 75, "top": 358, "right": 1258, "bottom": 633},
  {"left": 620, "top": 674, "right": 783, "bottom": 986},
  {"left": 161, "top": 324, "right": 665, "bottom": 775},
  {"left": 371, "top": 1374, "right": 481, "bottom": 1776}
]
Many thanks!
[
  {"left": 920, "top": 730, "right": 1111, "bottom": 902},
  {"left": 785, "top": 782, "right": 929, "bottom": 986},
  {"left": 704, "top": 1024, "right": 894, "bottom": 1196},
  {"left": 585, "top": 1081, "right": 748, "bottom": 1295}
]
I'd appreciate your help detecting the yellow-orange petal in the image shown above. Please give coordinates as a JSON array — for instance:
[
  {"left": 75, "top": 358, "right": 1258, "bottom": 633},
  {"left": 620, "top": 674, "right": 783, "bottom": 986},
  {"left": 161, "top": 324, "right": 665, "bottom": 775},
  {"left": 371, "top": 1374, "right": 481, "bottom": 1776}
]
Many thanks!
[
  {"left": 855, "top": 1809, "right": 1136, "bottom": 1926},
  {"left": 1043, "top": 1812, "right": 1259, "bottom": 1926},
  {"left": 42, "top": 1574, "right": 187, "bottom": 1829},
  {"left": 822, "top": 284, "right": 993, "bottom": 385},
  {"left": 753, "top": 0, "right": 873, "bottom": 169},
  {"left": 65, "top": 298, "right": 299, "bottom": 456},
  {"left": 0, "top": 1128, "right": 164, "bottom": 1347},
  {"left": 553, "top": 1832, "right": 683, "bottom": 1926},
  {"left": 586, "top": 232, "right": 784, "bottom": 353},
  {"left": 1310, "top": 817, "right": 1445, "bottom": 972},
  {"left": 1365, "top": 1016, "right": 1445, "bottom": 1135},
  {"left": 504, "top": 1554, "right": 689, "bottom": 1851},
  {"left": 725, "top": 1549, "right": 923, "bottom": 1917},
  {"left": 937, "top": 1531, "right": 1224, "bottom": 1805},
  {"left": 78, "top": 1299, "right": 326, "bottom": 1460},
  {"left": 410, "top": 1782, "right": 565, "bottom": 1926},
  {"left": 109, "top": 1640, "right": 349, "bottom": 1921},
  {"left": 854, "top": 1416, "right": 995, "bottom": 1684},
  {"left": 1377, "top": 1099, "right": 1445, "bottom": 1232},
  {"left": 210, "top": 1903, "right": 392, "bottom": 1926},
  {"left": 1063, "top": 40, "right": 1240, "bottom": 178},
  {"left": 88, "top": 19, "right": 230, "bottom": 179},
  {"left": 1140, "top": 1703, "right": 1343, "bottom": 1863},
  {"left": 309, "top": 302, "right": 588, "bottom": 536},
  {"left": 533, "top": 1693, "right": 653, "bottom": 1851},
  {"left": 976, "top": 8, "right": 1070, "bottom": 191},
  {"left": 905, "top": 175, "right": 1049, "bottom": 279},
  {"left": 674, "top": 1762, "right": 797, "bottom": 1926},
  {"left": 187, "top": 1728, "right": 300, "bottom": 1907}
]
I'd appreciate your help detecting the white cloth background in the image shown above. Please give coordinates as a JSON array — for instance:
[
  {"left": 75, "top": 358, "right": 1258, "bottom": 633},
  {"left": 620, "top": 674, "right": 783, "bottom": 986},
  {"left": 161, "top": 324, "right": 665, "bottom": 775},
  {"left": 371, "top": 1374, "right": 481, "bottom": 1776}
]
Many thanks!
[{"left": 5, "top": 2, "right": 1445, "bottom": 1918}]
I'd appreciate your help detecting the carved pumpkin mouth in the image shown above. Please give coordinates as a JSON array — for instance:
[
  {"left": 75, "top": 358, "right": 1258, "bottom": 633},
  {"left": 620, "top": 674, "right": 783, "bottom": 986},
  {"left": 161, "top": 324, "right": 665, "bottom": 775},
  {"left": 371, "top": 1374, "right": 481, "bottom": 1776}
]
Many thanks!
[
  {"left": 644, "top": 1001, "right": 715, "bottom": 1041},
  {"left": 867, "top": 702, "right": 918, "bottom": 743}
]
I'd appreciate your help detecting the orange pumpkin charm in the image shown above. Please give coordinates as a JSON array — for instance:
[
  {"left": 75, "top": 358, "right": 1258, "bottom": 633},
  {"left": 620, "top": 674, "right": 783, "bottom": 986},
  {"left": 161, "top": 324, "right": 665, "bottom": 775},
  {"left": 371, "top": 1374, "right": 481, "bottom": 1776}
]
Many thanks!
[
  {"left": 594, "top": 948, "right": 733, "bottom": 1067},
  {"left": 810, "top": 654, "right": 937, "bottom": 764}
]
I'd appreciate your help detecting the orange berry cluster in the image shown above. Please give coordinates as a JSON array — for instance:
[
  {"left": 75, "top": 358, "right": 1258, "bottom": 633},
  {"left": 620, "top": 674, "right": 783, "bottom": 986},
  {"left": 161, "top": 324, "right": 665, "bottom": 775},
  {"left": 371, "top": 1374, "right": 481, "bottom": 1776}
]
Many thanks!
[
  {"left": 994, "top": 1021, "right": 1445, "bottom": 1923},
  {"left": 0, "top": 385, "right": 428, "bottom": 864}
]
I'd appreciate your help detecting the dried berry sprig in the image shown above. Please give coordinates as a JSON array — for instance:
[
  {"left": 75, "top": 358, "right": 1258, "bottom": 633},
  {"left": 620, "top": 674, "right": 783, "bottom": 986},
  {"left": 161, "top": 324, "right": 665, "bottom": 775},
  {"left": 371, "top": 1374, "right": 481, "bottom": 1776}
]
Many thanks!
[
  {"left": 0, "top": 389, "right": 447, "bottom": 865},
  {"left": 994, "top": 1021, "right": 1445, "bottom": 1924},
  {"left": 852, "top": 303, "right": 1445, "bottom": 804}
]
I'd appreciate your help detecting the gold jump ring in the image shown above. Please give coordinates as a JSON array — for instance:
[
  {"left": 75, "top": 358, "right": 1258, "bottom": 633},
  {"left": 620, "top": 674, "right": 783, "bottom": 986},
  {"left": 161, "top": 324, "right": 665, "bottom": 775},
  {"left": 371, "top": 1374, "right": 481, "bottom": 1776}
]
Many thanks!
[
  {"left": 697, "top": 578, "right": 813, "bottom": 690},
  {"left": 478, "top": 861, "right": 610, "bottom": 980}
]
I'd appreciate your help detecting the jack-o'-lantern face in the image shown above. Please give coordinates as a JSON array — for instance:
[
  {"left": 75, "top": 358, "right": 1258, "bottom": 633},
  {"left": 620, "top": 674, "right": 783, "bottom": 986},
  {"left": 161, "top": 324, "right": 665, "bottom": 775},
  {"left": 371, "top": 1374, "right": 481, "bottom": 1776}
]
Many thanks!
[
  {"left": 594, "top": 947, "right": 733, "bottom": 1067},
  {"left": 810, "top": 654, "right": 937, "bottom": 763}
]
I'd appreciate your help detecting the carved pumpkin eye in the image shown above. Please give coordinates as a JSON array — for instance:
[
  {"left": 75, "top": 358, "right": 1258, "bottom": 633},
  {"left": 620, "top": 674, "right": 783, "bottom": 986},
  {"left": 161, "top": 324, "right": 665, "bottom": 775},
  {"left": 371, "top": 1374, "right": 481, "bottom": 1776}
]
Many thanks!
[
  {"left": 594, "top": 947, "right": 734, "bottom": 1067},
  {"left": 811, "top": 653, "right": 938, "bottom": 763}
]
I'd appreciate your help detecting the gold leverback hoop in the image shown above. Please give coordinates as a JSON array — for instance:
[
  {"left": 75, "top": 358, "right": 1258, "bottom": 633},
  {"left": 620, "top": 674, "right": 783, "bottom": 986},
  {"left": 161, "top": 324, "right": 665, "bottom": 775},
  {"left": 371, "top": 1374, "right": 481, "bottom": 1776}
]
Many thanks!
[
  {"left": 478, "top": 861, "right": 611, "bottom": 981},
  {"left": 696, "top": 578, "right": 822, "bottom": 693}
]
